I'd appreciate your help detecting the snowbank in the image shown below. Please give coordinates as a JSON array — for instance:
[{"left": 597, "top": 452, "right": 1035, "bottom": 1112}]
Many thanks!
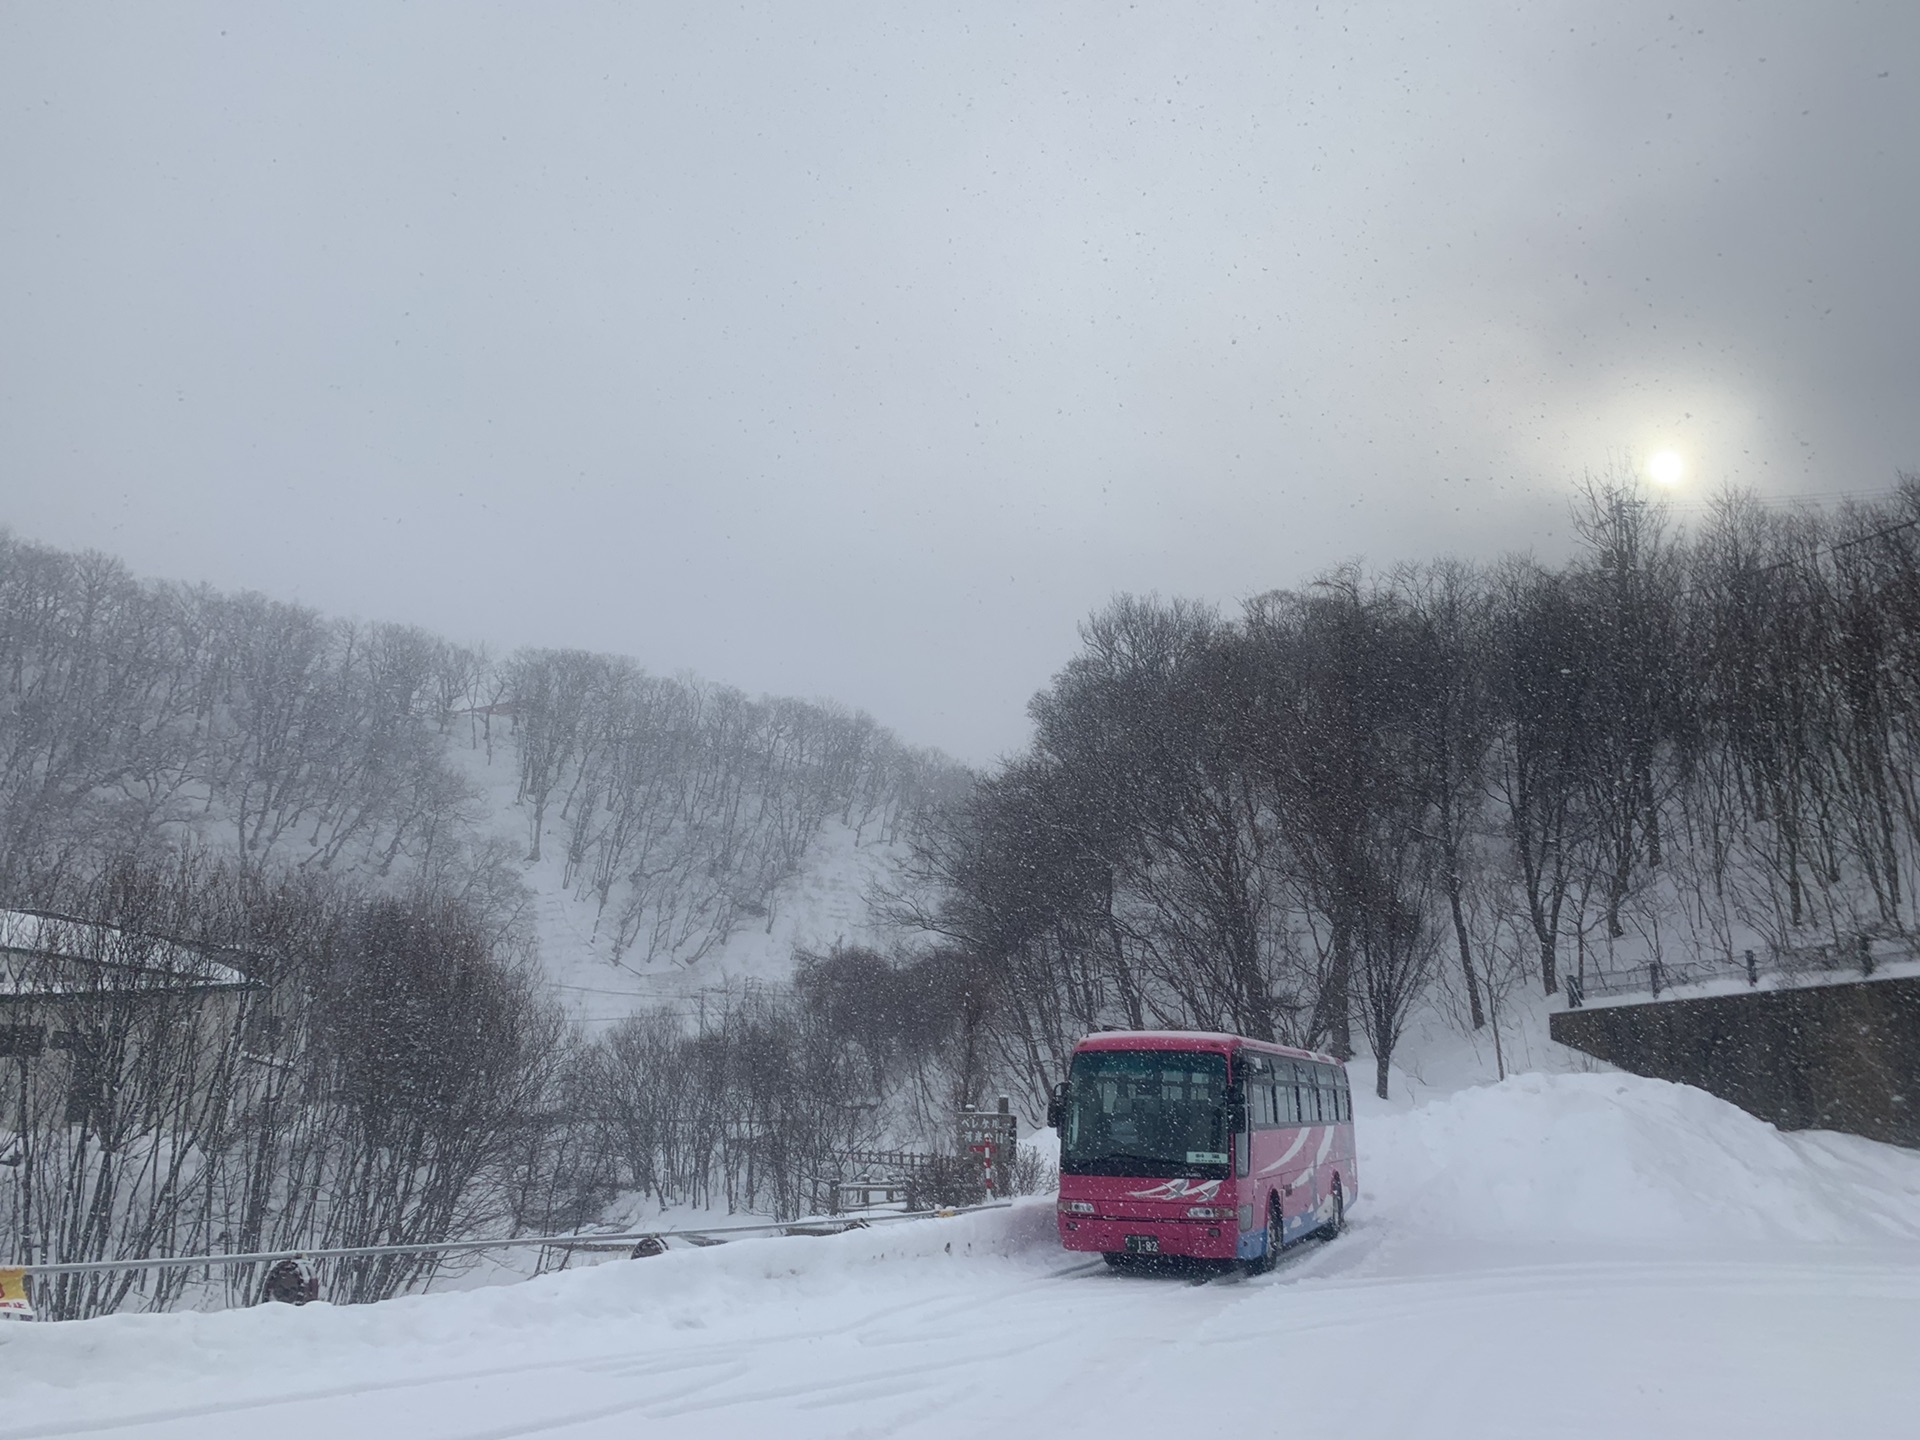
[
  {"left": 0, "top": 1202, "right": 1061, "bottom": 1389},
  {"left": 1362, "top": 1070, "right": 1920, "bottom": 1246}
]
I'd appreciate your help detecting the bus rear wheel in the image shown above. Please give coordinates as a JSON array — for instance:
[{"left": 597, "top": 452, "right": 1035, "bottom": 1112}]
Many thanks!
[{"left": 1319, "top": 1176, "right": 1345, "bottom": 1240}]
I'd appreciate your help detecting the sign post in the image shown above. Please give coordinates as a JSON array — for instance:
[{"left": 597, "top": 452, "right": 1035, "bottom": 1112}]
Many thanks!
[{"left": 957, "top": 1097, "right": 1019, "bottom": 1200}]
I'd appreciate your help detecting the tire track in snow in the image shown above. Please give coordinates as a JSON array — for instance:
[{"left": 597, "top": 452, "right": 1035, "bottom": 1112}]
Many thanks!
[
  {"left": 639, "top": 1339, "right": 1037, "bottom": 1420},
  {"left": 0, "top": 1283, "right": 963, "bottom": 1437},
  {"left": 0, "top": 1348, "right": 669, "bottom": 1440},
  {"left": 1, "top": 1251, "right": 1086, "bottom": 1440}
]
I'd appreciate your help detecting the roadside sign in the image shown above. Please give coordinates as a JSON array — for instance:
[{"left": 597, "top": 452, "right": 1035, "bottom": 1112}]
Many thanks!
[
  {"left": 0, "top": 1269, "right": 32, "bottom": 1319},
  {"left": 958, "top": 1101, "right": 1019, "bottom": 1199}
]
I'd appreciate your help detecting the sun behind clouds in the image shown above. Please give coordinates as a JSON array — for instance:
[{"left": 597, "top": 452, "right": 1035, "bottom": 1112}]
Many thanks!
[{"left": 1648, "top": 450, "right": 1685, "bottom": 486}]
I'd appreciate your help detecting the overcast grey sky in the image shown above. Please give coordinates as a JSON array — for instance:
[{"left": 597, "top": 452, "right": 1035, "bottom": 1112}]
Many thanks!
[{"left": 3, "top": 3, "right": 1916, "bottom": 761}]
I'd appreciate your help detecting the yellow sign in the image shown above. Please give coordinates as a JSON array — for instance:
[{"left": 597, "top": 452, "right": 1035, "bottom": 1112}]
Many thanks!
[{"left": 0, "top": 1268, "right": 32, "bottom": 1319}]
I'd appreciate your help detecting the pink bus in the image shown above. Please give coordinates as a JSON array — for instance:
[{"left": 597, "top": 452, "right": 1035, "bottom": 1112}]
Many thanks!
[{"left": 1047, "top": 1030, "right": 1356, "bottom": 1270}]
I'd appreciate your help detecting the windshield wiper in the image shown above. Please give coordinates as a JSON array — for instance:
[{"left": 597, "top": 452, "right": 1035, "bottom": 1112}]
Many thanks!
[
  {"left": 1071, "top": 1151, "right": 1170, "bottom": 1169},
  {"left": 1064, "top": 1150, "right": 1220, "bottom": 1175}
]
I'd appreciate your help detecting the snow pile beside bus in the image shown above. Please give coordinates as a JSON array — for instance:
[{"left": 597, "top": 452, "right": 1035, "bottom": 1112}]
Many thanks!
[{"left": 1363, "top": 1070, "right": 1920, "bottom": 1246}]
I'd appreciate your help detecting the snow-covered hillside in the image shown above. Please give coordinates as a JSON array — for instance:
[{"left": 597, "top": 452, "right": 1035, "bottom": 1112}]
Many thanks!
[
  {"left": 10, "top": 1071, "right": 1917, "bottom": 1438},
  {"left": 0, "top": 534, "right": 966, "bottom": 1035},
  {"left": 432, "top": 651, "right": 980, "bottom": 1032},
  {"left": 449, "top": 737, "right": 920, "bottom": 1025}
]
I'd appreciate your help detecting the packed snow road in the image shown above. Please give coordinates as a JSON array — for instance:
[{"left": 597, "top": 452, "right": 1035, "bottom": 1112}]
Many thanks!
[{"left": 7, "top": 1073, "right": 1920, "bottom": 1440}]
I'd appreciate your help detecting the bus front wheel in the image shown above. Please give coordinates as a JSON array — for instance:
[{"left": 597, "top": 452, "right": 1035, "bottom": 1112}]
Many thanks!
[{"left": 1245, "top": 1197, "right": 1282, "bottom": 1276}]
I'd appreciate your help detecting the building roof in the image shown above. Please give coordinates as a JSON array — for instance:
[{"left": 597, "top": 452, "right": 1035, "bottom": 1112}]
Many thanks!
[{"left": 0, "top": 908, "right": 252, "bottom": 998}]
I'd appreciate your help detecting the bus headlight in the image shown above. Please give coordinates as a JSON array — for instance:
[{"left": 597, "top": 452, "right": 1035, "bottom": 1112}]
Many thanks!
[
  {"left": 1061, "top": 1200, "right": 1095, "bottom": 1215},
  {"left": 1185, "top": 1206, "right": 1230, "bottom": 1219}
]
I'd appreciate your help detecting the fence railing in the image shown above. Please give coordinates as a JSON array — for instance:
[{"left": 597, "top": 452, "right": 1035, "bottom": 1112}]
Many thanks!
[
  {"left": 829, "top": 1147, "right": 935, "bottom": 1178},
  {"left": 1564, "top": 931, "right": 1914, "bottom": 1008},
  {"left": 1, "top": 1199, "right": 1015, "bottom": 1320}
]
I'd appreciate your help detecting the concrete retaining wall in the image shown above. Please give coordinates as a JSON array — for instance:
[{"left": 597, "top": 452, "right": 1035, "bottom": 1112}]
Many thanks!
[{"left": 1549, "top": 976, "right": 1920, "bottom": 1147}]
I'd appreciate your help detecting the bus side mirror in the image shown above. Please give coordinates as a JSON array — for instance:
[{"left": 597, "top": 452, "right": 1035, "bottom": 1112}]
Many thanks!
[
  {"left": 1046, "top": 1081, "right": 1069, "bottom": 1131},
  {"left": 1226, "top": 1083, "right": 1248, "bottom": 1134}
]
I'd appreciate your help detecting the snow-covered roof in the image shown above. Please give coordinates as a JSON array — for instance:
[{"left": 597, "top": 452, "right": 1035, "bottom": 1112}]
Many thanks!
[
  {"left": 0, "top": 908, "right": 252, "bottom": 998},
  {"left": 1073, "top": 1028, "right": 1336, "bottom": 1064}
]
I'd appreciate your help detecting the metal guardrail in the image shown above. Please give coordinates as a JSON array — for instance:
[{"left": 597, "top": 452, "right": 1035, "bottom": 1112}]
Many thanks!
[
  {"left": 1564, "top": 933, "right": 1913, "bottom": 1008},
  {"left": 7, "top": 1200, "right": 1014, "bottom": 1279}
]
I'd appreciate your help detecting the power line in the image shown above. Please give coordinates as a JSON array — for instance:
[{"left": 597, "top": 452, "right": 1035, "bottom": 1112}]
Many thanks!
[
  {"left": 1728, "top": 514, "right": 1919, "bottom": 581},
  {"left": 1660, "top": 485, "right": 1907, "bottom": 516},
  {"left": 1663, "top": 511, "right": 1920, "bottom": 603},
  {"left": 1827, "top": 514, "right": 1920, "bottom": 554}
]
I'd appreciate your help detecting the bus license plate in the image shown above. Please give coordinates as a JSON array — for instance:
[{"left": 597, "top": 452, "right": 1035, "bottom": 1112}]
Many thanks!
[{"left": 1125, "top": 1235, "right": 1159, "bottom": 1255}]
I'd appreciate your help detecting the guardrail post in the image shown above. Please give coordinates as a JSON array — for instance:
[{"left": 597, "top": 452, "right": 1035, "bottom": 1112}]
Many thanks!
[
  {"left": 1746, "top": 949, "right": 1758, "bottom": 987},
  {"left": 1565, "top": 974, "right": 1584, "bottom": 1009},
  {"left": 1859, "top": 933, "right": 1875, "bottom": 978},
  {"left": 1650, "top": 960, "right": 1663, "bottom": 999}
]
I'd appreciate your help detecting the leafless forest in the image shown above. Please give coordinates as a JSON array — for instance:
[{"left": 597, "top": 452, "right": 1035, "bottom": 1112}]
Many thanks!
[
  {"left": 5, "top": 478, "right": 1920, "bottom": 1314},
  {"left": 910, "top": 481, "right": 1920, "bottom": 1102}
]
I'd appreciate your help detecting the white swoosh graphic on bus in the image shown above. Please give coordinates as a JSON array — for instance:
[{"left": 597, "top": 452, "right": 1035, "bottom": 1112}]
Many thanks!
[
  {"left": 1314, "top": 1126, "right": 1335, "bottom": 1165},
  {"left": 1256, "top": 1129, "right": 1315, "bottom": 1177},
  {"left": 1124, "top": 1178, "right": 1223, "bottom": 1202}
]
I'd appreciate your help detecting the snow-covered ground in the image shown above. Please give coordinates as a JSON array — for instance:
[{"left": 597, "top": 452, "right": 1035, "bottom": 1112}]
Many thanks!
[{"left": 8, "top": 1071, "right": 1918, "bottom": 1439}]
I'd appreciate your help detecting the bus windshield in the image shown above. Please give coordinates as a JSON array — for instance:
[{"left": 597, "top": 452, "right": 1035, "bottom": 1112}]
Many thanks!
[{"left": 1061, "top": 1050, "right": 1230, "bottom": 1178}]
